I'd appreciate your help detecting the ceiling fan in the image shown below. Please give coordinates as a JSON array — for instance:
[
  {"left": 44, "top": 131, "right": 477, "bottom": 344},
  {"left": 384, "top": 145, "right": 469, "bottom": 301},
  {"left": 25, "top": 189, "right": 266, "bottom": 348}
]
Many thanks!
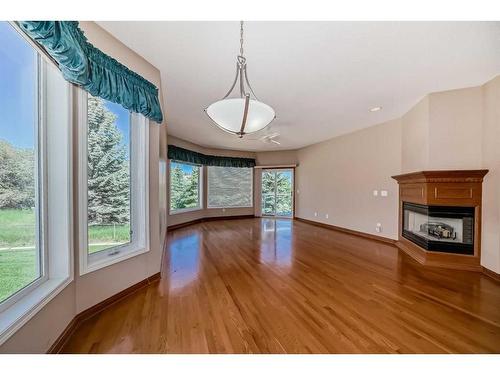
[
  {"left": 243, "top": 132, "right": 281, "bottom": 145},
  {"left": 260, "top": 133, "right": 281, "bottom": 145}
]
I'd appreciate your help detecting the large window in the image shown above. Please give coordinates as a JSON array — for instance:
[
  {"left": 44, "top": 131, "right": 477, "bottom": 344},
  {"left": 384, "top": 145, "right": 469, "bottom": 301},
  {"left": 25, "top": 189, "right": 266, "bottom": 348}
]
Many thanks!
[
  {"left": 86, "top": 95, "right": 132, "bottom": 254},
  {"left": 0, "top": 22, "right": 72, "bottom": 343},
  {"left": 207, "top": 167, "right": 253, "bottom": 208},
  {"left": 0, "top": 22, "right": 41, "bottom": 305},
  {"left": 169, "top": 161, "right": 202, "bottom": 213},
  {"left": 79, "top": 92, "right": 149, "bottom": 274}
]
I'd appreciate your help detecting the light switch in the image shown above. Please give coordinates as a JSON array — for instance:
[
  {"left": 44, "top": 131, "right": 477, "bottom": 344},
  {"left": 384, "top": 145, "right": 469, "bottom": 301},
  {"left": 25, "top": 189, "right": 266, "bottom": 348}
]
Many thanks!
[
  {"left": 373, "top": 190, "right": 378, "bottom": 196},
  {"left": 314, "top": 212, "right": 318, "bottom": 217},
  {"left": 381, "top": 190, "right": 388, "bottom": 197}
]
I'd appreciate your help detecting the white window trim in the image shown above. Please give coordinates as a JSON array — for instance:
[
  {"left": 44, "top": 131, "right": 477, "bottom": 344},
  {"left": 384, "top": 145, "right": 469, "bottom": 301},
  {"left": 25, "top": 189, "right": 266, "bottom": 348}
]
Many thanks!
[
  {"left": 0, "top": 57, "right": 73, "bottom": 345},
  {"left": 206, "top": 166, "right": 254, "bottom": 209},
  {"left": 77, "top": 90, "right": 150, "bottom": 275},
  {"left": 168, "top": 160, "right": 203, "bottom": 214}
]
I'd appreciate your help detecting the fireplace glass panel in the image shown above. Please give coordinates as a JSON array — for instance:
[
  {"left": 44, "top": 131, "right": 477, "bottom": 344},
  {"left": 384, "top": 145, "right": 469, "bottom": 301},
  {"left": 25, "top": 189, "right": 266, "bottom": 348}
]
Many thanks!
[{"left": 402, "top": 202, "right": 474, "bottom": 255}]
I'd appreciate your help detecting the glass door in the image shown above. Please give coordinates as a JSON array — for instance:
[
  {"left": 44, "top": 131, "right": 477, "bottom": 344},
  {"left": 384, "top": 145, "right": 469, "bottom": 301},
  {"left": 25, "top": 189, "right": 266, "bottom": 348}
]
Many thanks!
[{"left": 261, "top": 169, "right": 294, "bottom": 217}]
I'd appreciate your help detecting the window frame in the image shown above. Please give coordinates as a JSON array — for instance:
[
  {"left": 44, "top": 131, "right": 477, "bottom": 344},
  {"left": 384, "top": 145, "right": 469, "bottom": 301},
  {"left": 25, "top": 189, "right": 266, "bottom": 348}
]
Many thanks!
[
  {"left": 206, "top": 166, "right": 254, "bottom": 209},
  {"left": 0, "top": 25, "right": 73, "bottom": 345},
  {"left": 168, "top": 160, "right": 203, "bottom": 215},
  {"left": 0, "top": 54, "right": 47, "bottom": 313},
  {"left": 77, "top": 90, "right": 150, "bottom": 276}
]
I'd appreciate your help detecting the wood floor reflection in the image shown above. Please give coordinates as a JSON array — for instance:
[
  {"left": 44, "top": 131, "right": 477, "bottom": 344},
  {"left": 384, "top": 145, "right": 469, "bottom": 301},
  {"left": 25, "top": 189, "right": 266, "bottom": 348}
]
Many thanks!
[{"left": 62, "top": 218, "right": 500, "bottom": 353}]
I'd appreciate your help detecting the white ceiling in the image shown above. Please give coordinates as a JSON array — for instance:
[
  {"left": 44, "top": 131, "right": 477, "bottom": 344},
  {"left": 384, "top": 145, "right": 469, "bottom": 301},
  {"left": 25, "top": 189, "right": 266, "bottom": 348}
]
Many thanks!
[{"left": 98, "top": 21, "right": 500, "bottom": 151}]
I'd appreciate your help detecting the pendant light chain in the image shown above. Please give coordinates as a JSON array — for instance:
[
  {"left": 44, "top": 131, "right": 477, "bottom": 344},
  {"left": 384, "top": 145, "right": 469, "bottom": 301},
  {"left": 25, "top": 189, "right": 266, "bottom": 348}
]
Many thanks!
[{"left": 239, "top": 21, "right": 244, "bottom": 57}]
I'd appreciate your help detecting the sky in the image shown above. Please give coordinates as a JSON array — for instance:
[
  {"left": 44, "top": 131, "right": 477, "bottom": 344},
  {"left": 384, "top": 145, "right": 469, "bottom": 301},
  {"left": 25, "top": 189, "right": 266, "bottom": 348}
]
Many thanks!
[
  {"left": 0, "top": 21, "right": 130, "bottom": 150},
  {"left": 0, "top": 21, "right": 36, "bottom": 149},
  {"left": 171, "top": 161, "right": 196, "bottom": 175},
  {"left": 100, "top": 98, "right": 131, "bottom": 148}
]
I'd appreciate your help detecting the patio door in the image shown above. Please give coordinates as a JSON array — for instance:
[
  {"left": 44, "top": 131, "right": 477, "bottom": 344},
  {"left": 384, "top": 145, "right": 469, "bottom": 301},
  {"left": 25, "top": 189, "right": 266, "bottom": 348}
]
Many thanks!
[{"left": 261, "top": 169, "right": 294, "bottom": 217}]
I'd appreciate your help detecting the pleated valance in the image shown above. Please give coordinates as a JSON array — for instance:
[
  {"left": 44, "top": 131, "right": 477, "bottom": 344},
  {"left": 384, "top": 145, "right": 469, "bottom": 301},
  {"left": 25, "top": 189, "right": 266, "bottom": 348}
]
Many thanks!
[
  {"left": 17, "top": 21, "right": 163, "bottom": 123},
  {"left": 168, "top": 145, "right": 256, "bottom": 168}
]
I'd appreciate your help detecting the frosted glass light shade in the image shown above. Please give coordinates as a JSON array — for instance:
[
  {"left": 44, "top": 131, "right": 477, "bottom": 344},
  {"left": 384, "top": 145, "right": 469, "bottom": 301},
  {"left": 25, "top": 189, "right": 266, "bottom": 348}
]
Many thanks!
[{"left": 206, "top": 98, "right": 275, "bottom": 135}]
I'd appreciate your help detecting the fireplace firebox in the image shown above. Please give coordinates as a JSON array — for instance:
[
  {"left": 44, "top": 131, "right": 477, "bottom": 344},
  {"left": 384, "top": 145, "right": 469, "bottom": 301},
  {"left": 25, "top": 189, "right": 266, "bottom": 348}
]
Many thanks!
[{"left": 402, "top": 202, "right": 474, "bottom": 255}]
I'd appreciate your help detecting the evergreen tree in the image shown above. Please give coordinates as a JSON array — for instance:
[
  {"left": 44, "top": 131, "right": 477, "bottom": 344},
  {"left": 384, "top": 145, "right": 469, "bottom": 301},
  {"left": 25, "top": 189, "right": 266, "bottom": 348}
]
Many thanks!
[
  {"left": 87, "top": 96, "right": 130, "bottom": 224},
  {"left": 169, "top": 164, "right": 200, "bottom": 210},
  {"left": 183, "top": 167, "right": 199, "bottom": 208},
  {"left": 170, "top": 165, "right": 186, "bottom": 210},
  {"left": 262, "top": 171, "right": 292, "bottom": 214}
]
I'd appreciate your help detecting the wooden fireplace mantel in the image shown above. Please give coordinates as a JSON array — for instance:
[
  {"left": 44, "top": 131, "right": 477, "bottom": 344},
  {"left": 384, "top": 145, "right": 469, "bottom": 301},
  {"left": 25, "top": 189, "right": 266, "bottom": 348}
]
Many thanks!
[{"left": 391, "top": 169, "right": 488, "bottom": 271}]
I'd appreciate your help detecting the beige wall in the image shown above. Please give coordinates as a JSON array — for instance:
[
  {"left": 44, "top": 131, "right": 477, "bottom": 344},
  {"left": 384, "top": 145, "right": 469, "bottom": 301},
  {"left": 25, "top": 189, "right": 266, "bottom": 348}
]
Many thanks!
[
  {"left": 428, "top": 87, "right": 483, "bottom": 170},
  {"left": 296, "top": 119, "right": 402, "bottom": 239},
  {"left": 256, "top": 150, "right": 299, "bottom": 166},
  {"left": 0, "top": 284, "right": 76, "bottom": 353},
  {"left": 1, "top": 22, "right": 167, "bottom": 352},
  {"left": 402, "top": 86, "right": 483, "bottom": 172},
  {"left": 401, "top": 96, "right": 430, "bottom": 173},
  {"left": 481, "top": 76, "right": 500, "bottom": 273}
]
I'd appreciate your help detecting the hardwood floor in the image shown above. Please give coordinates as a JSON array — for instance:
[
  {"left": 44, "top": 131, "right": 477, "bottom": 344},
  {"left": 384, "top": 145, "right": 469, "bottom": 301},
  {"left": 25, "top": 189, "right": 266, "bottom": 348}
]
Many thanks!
[{"left": 61, "top": 218, "right": 500, "bottom": 353}]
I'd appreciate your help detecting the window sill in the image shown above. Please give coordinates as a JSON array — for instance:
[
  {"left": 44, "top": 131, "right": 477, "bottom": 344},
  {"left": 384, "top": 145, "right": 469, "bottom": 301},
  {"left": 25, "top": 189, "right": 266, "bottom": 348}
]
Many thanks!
[
  {"left": 81, "top": 245, "right": 149, "bottom": 276},
  {"left": 207, "top": 206, "right": 254, "bottom": 209},
  {"left": 169, "top": 207, "right": 203, "bottom": 215},
  {"left": 0, "top": 275, "right": 72, "bottom": 346}
]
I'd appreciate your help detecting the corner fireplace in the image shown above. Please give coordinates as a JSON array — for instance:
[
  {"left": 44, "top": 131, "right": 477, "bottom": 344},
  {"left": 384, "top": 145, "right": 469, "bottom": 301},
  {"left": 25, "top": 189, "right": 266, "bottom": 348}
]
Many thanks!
[
  {"left": 402, "top": 202, "right": 474, "bottom": 255},
  {"left": 391, "top": 170, "right": 488, "bottom": 271}
]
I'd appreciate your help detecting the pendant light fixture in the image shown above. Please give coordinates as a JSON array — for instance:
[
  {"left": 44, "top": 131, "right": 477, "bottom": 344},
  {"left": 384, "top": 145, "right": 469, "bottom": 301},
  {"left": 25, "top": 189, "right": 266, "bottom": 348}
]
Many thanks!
[{"left": 205, "top": 21, "right": 276, "bottom": 138}]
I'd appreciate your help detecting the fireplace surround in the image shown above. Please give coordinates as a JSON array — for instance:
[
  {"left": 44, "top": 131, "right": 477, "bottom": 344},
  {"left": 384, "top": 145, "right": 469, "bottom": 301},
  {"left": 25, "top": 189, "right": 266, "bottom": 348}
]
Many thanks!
[{"left": 392, "top": 170, "right": 488, "bottom": 271}]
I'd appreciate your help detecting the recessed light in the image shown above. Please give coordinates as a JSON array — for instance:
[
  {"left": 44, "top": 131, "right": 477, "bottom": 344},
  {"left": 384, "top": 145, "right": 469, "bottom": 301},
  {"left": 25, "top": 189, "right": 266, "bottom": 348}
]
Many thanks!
[{"left": 369, "top": 106, "right": 382, "bottom": 112}]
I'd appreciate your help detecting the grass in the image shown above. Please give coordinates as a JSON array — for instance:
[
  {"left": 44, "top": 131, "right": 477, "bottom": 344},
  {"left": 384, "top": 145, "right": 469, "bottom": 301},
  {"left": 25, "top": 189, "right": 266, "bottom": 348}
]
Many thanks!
[
  {"left": 88, "top": 223, "right": 130, "bottom": 243},
  {"left": 0, "top": 209, "right": 36, "bottom": 248},
  {"left": 88, "top": 223, "right": 130, "bottom": 254},
  {"left": 0, "top": 249, "right": 38, "bottom": 303},
  {"left": 0, "top": 209, "right": 130, "bottom": 301}
]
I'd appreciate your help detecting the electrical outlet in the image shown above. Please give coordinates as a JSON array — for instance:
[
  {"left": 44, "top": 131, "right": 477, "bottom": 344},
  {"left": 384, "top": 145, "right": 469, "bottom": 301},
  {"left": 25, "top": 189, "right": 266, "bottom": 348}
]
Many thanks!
[
  {"left": 376, "top": 223, "right": 382, "bottom": 233},
  {"left": 325, "top": 214, "right": 329, "bottom": 219},
  {"left": 314, "top": 212, "right": 318, "bottom": 217},
  {"left": 373, "top": 190, "right": 378, "bottom": 196},
  {"left": 381, "top": 190, "right": 388, "bottom": 197}
]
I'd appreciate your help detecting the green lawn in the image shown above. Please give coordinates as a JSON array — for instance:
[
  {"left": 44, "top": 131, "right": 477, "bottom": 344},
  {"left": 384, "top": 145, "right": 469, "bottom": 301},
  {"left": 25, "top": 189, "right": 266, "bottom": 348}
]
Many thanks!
[
  {"left": 88, "top": 223, "right": 130, "bottom": 243},
  {"left": 0, "top": 249, "right": 38, "bottom": 302},
  {"left": 0, "top": 209, "right": 130, "bottom": 302},
  {"left": 0, "top": 209, "right": 37, "bottom": 248},
  {"left": 88, "top": 223, "right": 130, "bottom": 254}
]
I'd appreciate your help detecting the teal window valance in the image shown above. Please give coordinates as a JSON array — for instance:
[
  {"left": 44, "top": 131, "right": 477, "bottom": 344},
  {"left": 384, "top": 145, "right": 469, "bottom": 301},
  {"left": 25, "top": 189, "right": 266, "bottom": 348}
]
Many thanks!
[
  {"left": 16, "top": 21, "right": 163, "bottom": 123},
  {"left": 168, "top": 145, "right": 256, "bottom": 168}
]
